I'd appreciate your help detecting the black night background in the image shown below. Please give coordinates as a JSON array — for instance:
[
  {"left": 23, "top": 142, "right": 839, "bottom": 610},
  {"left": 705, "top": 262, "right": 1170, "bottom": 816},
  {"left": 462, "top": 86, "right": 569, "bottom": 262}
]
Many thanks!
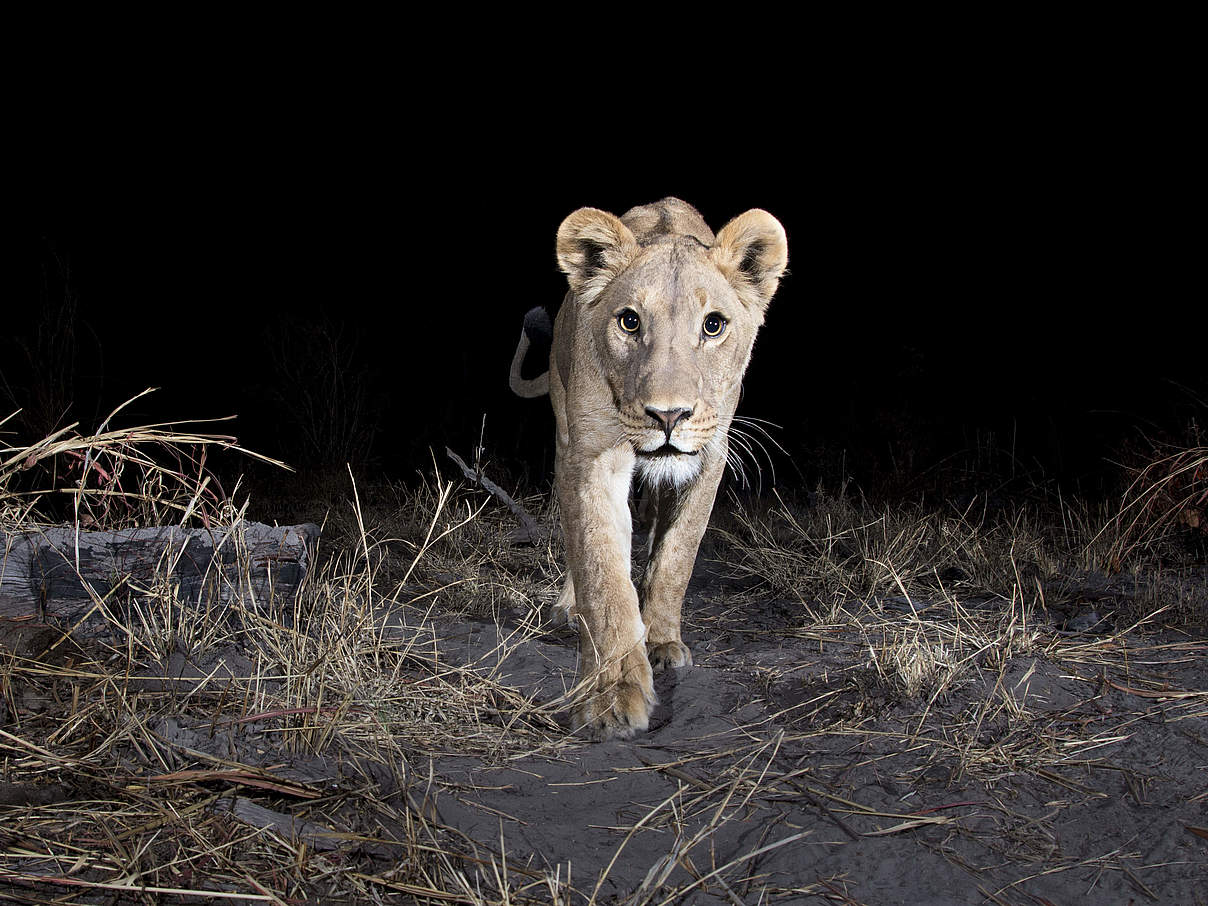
[{"left": 11, "top": 99, "right": 1202, "bottom": 508}]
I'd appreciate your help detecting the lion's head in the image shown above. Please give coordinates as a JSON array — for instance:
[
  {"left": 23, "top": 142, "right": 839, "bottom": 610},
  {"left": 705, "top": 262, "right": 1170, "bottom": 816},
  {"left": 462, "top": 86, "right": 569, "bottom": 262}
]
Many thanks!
[{"left": 555, "top": 199, "right": 788, "bottom": 488}]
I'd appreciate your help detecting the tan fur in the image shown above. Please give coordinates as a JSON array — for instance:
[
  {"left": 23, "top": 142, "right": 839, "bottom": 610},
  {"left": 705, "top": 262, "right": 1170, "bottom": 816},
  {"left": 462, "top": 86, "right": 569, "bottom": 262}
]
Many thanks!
[
  {"left": 508, "top": 327, "right": 549, "bottom": 397},
  {"left": 519, "top": 197, "right": 787, "bottom": 740}
]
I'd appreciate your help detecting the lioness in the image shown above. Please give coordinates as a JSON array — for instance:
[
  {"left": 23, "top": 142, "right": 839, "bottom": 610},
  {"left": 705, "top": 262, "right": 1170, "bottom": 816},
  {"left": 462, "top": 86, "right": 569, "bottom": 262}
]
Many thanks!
[{"left": 510, "top": 197, "right": 788, "bottom": 740}]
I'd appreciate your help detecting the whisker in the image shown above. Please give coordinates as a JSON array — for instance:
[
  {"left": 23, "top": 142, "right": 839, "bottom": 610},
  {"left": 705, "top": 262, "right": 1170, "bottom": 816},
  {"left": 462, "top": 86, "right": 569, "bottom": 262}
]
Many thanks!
[
  {"left": 731, "top": 415, "right": 791, "bottom": 458},
  {"left": 729, "top": 426, "right": 773, "bottom": 490},
  {"left": 723, "top": 427, "right": 756, "bottom": 490},
  {"left": 724, "top": 425, "right": 763, "bottom": 483},
  {"left": 725, "top": 414, "right": 792, "bottom": 493},
  {"left": 727, "top": 447, "right": 750, "bottom": 489}
]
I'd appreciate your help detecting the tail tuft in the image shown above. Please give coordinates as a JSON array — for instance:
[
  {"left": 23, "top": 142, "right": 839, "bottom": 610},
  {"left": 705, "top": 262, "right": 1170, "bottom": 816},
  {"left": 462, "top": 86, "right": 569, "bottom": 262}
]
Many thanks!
[{"left": 523, "top": 306, "right": 552, "bottom": 343}]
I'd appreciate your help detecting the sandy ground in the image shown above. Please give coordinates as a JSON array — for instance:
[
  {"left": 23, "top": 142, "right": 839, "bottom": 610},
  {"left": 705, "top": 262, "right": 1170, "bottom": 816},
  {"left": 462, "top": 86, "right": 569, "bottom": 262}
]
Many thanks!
[
  {"left": 4, "top": 547, "right": 1204, "bottom": 904},
  {"left": 421, "top": 560, "right": 1208, "bottom": 905}
]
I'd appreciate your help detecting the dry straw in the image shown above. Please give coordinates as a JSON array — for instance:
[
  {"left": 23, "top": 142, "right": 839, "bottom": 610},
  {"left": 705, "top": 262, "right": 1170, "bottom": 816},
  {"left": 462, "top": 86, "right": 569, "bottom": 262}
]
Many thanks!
[
  {"left": 1, "top": 392, "right": 1204, "bottom": 903},
  {"left": 0, "top": 393, "right": 574, "bottom": 903}
]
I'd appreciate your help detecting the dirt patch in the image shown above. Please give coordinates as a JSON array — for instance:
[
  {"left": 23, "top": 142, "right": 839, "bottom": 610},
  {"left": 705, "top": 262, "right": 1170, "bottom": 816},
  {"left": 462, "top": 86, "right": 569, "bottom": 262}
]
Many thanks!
[
  {"left": 2, "top": 545, "right": 1205, "bottom": 904},
  {"left": 420, "top": 561, "right": 1208, "bottom": 904}
]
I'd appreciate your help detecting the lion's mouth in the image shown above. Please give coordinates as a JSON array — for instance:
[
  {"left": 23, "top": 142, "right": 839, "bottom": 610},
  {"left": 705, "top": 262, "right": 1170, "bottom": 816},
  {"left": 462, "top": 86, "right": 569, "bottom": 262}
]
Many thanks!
[{"left": 637, "top": 444, "right": 698, "bottom": 458}]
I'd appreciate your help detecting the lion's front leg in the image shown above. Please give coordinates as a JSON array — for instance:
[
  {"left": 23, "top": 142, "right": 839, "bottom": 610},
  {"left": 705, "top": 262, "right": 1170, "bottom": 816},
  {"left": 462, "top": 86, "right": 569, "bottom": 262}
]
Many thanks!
[
  {"left": 642, "top": 456, "right": 726, "bottom": 672},
  {"left": 558, "top": 450, "right": 654, "bottom": 740}
]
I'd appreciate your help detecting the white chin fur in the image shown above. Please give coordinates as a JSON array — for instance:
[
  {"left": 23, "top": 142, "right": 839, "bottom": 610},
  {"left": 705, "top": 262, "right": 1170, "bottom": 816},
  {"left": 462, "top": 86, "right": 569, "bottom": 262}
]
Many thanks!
[{"left": 636, "top": 454, "right": 701, "bottom": 488}]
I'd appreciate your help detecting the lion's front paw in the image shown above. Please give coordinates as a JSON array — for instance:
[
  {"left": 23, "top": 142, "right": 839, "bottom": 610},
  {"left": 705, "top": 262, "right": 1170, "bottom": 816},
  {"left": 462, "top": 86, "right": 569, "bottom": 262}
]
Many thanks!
[
  {"left": 547, "top": 600, "right": 574, "bottom": 626},
  {"left": 648, "top": 640, "right": 693, "bottom": 673},
  {"left": 547, "top": 580, "right": 576, "bottom": 627},
  {"left": 573, "top": 648, "right": 655, "bottom": 741}
]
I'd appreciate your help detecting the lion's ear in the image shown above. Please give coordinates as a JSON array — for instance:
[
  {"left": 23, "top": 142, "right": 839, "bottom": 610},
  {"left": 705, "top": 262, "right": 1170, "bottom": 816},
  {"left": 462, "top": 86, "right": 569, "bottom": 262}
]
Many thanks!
[
  {"left": 711, "top": 210, "right": 788, "bottom": 313},
  {"left": 556, "top": 208, "right": 640, "bottom": 302}
]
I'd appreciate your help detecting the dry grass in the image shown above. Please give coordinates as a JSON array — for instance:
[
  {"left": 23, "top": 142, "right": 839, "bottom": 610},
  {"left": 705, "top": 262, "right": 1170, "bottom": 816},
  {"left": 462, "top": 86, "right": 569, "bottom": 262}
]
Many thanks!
[
  {"left": 0, "top": 397, "right": 578, "bottom": 904},
  {"left": 710, "top": 479, "right": 1205, "bottom": 794},
  {"left": 0, "top": 390, "right": 285, "bottom": 531},
  {"left": 713, "top": 488, "right": 1065, "bottom": 620},
  {"left": 1100, "top": 441, "right": 1208, "bottom": 570},
  {"left": 1, "top": 396, "right": 1204, "bottom": 904}
]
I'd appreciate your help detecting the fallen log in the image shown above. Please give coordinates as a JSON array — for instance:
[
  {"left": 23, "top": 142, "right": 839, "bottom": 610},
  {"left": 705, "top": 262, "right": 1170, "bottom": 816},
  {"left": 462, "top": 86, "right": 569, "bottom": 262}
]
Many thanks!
[{"left": 0, "top": 522, "right": 319, "bottom": 654}]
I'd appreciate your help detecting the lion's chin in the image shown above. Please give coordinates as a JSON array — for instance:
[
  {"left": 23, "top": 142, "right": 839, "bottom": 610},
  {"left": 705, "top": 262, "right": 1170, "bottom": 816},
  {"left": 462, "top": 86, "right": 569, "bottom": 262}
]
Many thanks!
[{"left": 635, "top": 449, "right": 702, "bottom": 488}]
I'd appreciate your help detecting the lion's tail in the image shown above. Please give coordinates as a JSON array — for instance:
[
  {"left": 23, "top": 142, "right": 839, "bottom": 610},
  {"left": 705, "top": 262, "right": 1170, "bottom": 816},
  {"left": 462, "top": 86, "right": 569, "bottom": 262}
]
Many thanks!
[{"left": 509, "top": 306, "right": 552, "bottom": 398}]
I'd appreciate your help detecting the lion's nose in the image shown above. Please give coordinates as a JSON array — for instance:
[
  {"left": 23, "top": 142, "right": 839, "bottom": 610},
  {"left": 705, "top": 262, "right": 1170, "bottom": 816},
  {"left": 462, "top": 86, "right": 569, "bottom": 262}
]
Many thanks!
[{"left": 645, "top": 407, "right": 692, "bottom": 442}]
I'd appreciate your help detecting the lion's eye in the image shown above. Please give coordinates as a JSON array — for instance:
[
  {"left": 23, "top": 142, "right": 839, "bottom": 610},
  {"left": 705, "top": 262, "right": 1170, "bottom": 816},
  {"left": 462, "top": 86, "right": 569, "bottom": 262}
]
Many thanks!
[
  {"left": 702, "top": 312, "right": 727, "bottom": 338},
  {"left": 618, "top": 309, "right": 641, "bottom": 334}
]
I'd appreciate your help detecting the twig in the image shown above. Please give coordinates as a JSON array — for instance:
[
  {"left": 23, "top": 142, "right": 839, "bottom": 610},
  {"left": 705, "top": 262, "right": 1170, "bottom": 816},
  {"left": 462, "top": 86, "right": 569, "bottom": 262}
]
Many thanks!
[{"left": 445, "top": 447, "right": 544, "bottom": 543}]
